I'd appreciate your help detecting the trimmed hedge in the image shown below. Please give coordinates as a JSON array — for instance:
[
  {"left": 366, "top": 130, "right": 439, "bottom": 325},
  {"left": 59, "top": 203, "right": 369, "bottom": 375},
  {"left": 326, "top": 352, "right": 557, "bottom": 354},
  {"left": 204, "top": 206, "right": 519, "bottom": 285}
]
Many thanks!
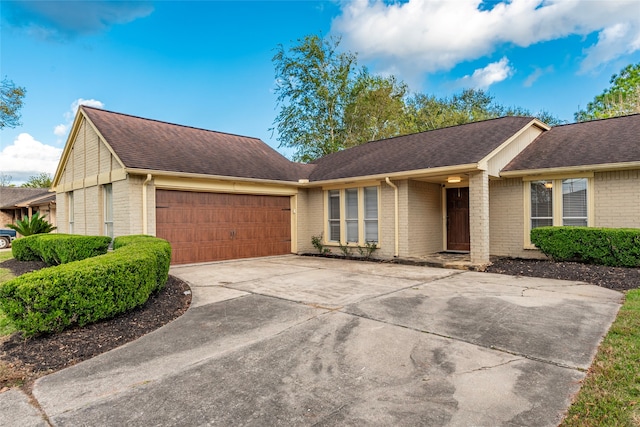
[
  {"left": 0, "top": 235, "right": 171, "bottom": 337},
  {"left": 12, "top": 234, "right": 111, "bottom": 265},
  {"left": 531, "top": 226, "right": 640, "bottom": 267}
]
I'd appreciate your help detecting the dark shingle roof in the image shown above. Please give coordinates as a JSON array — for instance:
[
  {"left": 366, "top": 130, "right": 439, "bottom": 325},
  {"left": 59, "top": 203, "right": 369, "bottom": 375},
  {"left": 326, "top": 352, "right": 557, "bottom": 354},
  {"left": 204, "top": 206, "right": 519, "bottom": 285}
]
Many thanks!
[
  {"left": 503, "top": 114, "right": 640, "bottom": 172},
  {"left": 0, "top": 187, "right": 50, "bottom": 209},
  {"left": 81, "top": 106, "right": 303, "bottom": 182},
  {"left": 308, "top": 116, "right": 536, "bottom": 181}
]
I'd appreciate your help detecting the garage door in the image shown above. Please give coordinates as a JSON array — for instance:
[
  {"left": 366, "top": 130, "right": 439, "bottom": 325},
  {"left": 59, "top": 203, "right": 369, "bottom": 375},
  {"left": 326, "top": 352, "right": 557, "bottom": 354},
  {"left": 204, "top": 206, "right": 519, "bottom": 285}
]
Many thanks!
[{"left": 156, "top": 190, "right": 291, "bottom": 264}]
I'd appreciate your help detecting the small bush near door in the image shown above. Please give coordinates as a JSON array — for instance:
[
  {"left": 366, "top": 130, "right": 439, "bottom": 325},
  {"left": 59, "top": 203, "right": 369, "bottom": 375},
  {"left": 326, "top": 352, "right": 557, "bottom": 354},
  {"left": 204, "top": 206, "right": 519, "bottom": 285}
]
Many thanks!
[
  {"left": 0, "top": 235, "right": 171, "bottom": 337},
  {"left": 531, "top": 226, "right": 640, "bottom": 267}
]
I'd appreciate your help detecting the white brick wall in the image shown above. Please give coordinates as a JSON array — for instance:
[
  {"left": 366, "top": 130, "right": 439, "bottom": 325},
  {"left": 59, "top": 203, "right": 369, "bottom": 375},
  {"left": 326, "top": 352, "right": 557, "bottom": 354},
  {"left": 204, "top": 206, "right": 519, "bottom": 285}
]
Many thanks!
[
  {"left": 594, "top": 170, "right": 640, "bottom": 228},
  {"left": 407, "top": 180, "right": 443, "bottom": 256},
  {"left": 469, "top": 170, "right": 490, "bottom": 265}
]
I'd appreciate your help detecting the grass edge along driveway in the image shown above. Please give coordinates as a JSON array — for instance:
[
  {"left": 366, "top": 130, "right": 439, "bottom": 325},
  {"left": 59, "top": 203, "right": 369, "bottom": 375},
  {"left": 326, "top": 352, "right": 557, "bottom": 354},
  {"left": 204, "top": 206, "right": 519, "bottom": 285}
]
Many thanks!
[{"left": 560, "top": 288, "right": 640, "bottom": 426}]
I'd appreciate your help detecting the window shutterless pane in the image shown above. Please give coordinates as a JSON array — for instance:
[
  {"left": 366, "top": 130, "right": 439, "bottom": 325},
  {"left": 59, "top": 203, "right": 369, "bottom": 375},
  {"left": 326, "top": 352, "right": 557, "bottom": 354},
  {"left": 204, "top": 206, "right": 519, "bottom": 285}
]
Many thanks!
[
  {"left": 562, "top": 178, "right": 587, "bottom": 226},
  {"left": 531, "top": 181, "right": 553, "bottom": 229},
  {"left": 364, "top": 187, "right": 378, "bottom": 242},
  {"left": 328, "top": 190, "right": 340, "bottom": 241},
  {"left": 345, "top": 189, "right": 358, "bottom": 242}
]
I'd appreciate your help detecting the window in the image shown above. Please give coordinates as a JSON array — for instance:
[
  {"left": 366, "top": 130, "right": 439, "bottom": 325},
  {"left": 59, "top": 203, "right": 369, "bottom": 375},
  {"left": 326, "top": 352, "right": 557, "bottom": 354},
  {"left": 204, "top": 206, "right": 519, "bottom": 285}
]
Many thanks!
[
  {"left": 68, "top": 191, "right": 74, "bottom": 234},
  {"left": 104, "top": 184, "right": 114, "bottom": 238},
  {"left": 345, "top": 189, "right": 358, "bottom": 242},
  {"left": 530, "top": 181, "right": 553, "bottom": 229},
  {"left": 562, "top": 178, "right": 587, "bottom": 226},
  {"left": 326, "top": 186, "right": 379, "bottom": 245},
  {"left": 527, "top": 177, "right": 591, "bottom": 245},
  {"left": 364, "top": 187, "right": 378, "bottom": 242},
  {"left": 328, "top": 190, "right": 340, "bottom": 242}
]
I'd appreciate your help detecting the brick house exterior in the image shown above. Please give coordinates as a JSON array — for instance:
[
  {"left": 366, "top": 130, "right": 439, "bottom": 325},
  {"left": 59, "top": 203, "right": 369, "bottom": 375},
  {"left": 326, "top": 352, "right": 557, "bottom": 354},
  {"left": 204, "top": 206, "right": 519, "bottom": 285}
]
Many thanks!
[{"left": 52, "top": 107, "right": 640, "bottom": 267}]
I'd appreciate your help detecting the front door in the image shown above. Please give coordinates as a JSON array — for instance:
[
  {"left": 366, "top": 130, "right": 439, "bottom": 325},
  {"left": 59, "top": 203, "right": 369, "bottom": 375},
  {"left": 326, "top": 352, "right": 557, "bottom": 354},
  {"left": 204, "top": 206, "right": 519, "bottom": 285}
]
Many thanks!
[{"left": 446, "top": 187, "right": 470, "bottom": 251}]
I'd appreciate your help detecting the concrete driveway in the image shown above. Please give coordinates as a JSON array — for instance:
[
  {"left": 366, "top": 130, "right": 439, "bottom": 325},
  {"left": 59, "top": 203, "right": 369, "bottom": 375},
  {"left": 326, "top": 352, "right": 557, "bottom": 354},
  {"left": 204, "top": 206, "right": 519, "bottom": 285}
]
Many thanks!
[{"left": 4, "top": 256, "right": 621, "bottom": 426}]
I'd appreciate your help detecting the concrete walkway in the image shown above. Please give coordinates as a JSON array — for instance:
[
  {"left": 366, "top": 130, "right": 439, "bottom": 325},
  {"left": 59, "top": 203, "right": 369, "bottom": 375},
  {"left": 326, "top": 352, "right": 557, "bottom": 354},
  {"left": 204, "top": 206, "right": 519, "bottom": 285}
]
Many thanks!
[{"left": 1, "top": 256, "right": 622, "bottom": 426}]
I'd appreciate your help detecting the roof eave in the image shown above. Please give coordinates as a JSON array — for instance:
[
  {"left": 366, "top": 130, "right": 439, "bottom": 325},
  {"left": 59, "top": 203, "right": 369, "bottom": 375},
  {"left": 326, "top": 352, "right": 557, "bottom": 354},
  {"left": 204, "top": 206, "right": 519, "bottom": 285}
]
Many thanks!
[
  {"left": 500, "top": 161, "right": 640, "bottom": 177},
  {"left": 124, "top": 168, "right": 304, "bottom": 187},
  {"left": 305, "top": 163, "right": 480, "bottom": 186}
]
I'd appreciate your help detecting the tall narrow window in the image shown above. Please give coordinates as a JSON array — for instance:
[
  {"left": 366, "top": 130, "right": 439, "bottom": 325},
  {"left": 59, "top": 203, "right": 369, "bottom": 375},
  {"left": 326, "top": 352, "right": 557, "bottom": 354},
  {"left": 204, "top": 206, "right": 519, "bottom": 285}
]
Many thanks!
[
  {"left": 530, "top": 181, "right": 553, "bottom": 229},
  {"left": 364, "top": 186, "right": 378, "bottom": 242},
  {"left": 328, "top": 190, "right": 340, "bottom": 241},
  {"left": 104, "top": 184, "right": 114, "bottom": 238},
  {"left": 68, "top": 191, "right": 74, "bottom": 234},
  {"left": 345, "top": 188, "right": 359, "bottom": 242},
  {"left": 562, "top": 178, "right": 587, "bottom": 226}
]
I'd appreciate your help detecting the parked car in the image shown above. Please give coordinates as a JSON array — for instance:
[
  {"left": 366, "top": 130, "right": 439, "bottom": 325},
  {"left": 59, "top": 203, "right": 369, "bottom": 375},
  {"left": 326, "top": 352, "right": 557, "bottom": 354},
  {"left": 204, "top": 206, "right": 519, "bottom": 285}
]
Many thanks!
[{"left": 0, "top": 229, "right": 17, "bottom": 249}]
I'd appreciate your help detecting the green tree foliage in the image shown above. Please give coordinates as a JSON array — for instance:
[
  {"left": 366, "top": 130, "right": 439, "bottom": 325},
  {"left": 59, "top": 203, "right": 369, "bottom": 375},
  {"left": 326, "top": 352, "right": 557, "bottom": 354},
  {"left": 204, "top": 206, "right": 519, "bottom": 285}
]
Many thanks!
[
  {"left": 575, "top": 63, "right": 640, "bottom": 122},
  {"left": 272, "top": 34, "right": 409, "bottom": 161},
  {"left": 344, "top": 72, "right": 408, "bottom": 148},
  {"left": 405, "top": 89, "right": 564, "bottom": 133},
  {"left": 5, "top": 212, "right": 57, "bottom": 236},
  {"left": 0, "top": 78, "right": 26, "bottom": 129},
  {"left": 21, "top": 172, "right": 53, "bottom": 188},
  {"left": 273, "top": 34, "right": 563, "bottom": 161}
]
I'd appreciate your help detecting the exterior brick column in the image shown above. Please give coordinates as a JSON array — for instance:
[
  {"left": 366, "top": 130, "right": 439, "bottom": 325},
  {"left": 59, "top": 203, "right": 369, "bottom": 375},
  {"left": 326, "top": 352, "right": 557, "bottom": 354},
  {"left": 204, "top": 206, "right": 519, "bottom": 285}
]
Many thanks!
[{"left": 469, "top": 170, "right": 490, "bottom": 267}]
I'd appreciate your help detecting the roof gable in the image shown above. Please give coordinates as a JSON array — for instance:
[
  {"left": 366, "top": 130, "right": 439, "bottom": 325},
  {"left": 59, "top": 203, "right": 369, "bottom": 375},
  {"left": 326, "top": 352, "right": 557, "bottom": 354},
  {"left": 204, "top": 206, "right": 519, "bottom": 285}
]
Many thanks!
[
  {"left": 308, "top": 116, "right": 537, "bottom": 181},
  {"left": 503, "top": 114, "right": 640, "bottom": 173},
  {"left": 80, "top": 106, "right": 302, "bottom": 182}
]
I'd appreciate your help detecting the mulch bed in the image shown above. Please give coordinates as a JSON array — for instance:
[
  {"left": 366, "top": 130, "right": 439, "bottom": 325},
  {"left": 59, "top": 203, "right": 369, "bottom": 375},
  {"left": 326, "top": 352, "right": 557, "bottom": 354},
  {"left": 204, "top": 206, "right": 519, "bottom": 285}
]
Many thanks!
[
  {"left": 486, "top": 257, "right": 640, "bottom": 292},
  {"left": 0, "top": 259, "right": 191, "bottom": 390}
]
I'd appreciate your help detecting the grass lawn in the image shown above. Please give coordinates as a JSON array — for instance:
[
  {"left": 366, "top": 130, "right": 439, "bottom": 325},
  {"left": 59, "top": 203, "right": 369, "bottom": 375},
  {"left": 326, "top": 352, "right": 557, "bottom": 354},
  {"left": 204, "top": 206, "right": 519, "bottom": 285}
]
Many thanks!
[
  {"left": 561, "top": 289, "right": 640, "bottom": 426},
  {"left": 0, "top": 251, "right": 16, "bottom": 336}
]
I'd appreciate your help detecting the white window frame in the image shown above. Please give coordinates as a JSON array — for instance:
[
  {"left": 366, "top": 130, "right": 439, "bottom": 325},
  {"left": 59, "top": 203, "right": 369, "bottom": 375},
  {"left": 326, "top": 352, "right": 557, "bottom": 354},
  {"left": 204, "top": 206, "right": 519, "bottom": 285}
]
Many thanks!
[
  {"left": 68, "top": 191, "right": 74, "bottom": 234},
  {"left": 523, "top": 174, "right": 594, "bottom": 248},
  {"left": 324, "top": 185, "right": 380, "bottom": 246},
  {"left": 103, "top": 184, "right": 114, "bottom": 239}
]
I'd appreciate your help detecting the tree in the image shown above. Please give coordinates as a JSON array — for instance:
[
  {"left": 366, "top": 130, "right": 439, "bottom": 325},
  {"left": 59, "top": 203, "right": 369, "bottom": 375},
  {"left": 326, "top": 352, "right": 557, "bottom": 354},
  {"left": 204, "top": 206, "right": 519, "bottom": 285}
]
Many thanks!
[
  {"left": 343, "top": 72, "right": 409, "bottom": 148},
  {"left": 0, "top": 173, "right": 12, "bottom": 187},
  {"left": 272, "top": 35, "right": 357, "bottom": 162},
  {"left": 0, "top": 78, "right": 26, "bottom": 129},
  {"left": 21, "top": 172, "right": 53, "bottom": 188},
  {"left": 575, "top": 63, "right": 640, "bottom": 122},
  {"left": 272, "top": 34, "right": 411, "bottom": 161}
]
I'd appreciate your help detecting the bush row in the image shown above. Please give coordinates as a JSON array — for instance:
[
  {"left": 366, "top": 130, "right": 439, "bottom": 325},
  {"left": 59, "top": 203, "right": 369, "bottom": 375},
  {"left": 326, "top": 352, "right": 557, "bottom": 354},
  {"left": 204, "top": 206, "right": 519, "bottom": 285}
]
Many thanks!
[
  {"left": 0, "top": 235, "right": 171, "bottom": 336},
  {"left": 12, "top": 234, "right": 112, "bottom": 265},
  {"left": 531, "top": 226, "right": 640, "bottom": 268}
]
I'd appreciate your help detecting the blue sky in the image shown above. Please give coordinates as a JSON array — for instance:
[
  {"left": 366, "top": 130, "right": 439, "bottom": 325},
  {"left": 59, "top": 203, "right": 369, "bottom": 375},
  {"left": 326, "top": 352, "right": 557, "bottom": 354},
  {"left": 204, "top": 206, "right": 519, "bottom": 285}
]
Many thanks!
[{"left": 1, "top": 0, "right": 640, "bottom": 184}]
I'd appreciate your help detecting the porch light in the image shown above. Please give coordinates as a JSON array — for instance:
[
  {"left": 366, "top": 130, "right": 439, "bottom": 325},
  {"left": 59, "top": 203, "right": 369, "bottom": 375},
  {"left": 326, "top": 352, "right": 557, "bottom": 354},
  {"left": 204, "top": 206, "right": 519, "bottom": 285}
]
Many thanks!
[
  {"left": 544, "top": 182, "right": 553, "bottom": 189},
  {"left": 447, "top": 176, "right": 462, "bottom": 183}
]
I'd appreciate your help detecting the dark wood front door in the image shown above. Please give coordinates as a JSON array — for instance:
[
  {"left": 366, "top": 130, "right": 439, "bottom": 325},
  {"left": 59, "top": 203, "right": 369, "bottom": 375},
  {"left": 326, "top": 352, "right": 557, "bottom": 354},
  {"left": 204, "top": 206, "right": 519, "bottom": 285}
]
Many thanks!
[
  {"left": 156, "top": 190, "right": 291, "bottom": 264},
  {"left": 446, "top": 187, "right": 470, "bottom": 252}
]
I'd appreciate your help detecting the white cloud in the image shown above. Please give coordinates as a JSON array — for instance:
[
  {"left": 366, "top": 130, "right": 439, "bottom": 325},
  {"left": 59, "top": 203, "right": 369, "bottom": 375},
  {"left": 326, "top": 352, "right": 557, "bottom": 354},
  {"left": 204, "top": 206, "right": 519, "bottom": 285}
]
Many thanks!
[
  {"left": 458, "top": 57, "right": 513, "bottom": 89},
  {"left": 54, "top": 98, "right": 104, "bottom": 139},
  {"left": 0, "top": 133, "right": 63, "bottom": 182},
  {"left": 332, "top": 0, "right": 640, "bottom": 78}
]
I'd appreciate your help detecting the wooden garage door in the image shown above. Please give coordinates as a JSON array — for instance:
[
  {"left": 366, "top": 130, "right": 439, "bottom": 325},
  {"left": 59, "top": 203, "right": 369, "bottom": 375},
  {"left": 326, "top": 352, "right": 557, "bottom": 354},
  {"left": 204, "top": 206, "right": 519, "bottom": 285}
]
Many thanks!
[{"left": 156, "top": 190, "right": 291, "bottom": 264}]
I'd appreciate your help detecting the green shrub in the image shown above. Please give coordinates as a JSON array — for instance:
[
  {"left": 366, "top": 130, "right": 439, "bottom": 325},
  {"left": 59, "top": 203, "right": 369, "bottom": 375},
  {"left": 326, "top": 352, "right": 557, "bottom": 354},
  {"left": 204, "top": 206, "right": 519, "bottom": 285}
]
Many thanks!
[
  {"left": 531, "top": 227, "right": 640, "bottom": 267},
  {"left": 10, "top": 235, "right": 41, "bottom": 262},
  {"left": 12, "top": 234, "right": 111, "bottom": 265},
  {"left": 0, "top": 235, "right": 171, "bottom": 336}
]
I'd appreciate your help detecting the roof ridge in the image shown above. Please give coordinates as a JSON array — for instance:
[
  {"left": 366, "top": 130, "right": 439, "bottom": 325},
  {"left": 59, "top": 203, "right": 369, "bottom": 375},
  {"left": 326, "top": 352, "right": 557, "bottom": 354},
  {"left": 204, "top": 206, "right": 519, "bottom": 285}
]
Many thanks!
[
  {"left": 362, "top": 115, "right": 535, "bottom": 145},
  {"left": 80, "top": 105, "right": 264, "bottom": 141},
  {"left": 554, "top": 113, "right": 640, "bottom": 128}
]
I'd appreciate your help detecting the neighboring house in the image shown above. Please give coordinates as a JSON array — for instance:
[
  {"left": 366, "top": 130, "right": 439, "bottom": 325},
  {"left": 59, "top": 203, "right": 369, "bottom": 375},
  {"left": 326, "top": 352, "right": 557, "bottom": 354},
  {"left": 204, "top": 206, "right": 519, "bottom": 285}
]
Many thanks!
[
  {"left": 51, "top": 106, "right": 640, "bottom": 266},
  {"left": 0, "top": 187, "right": 57, "bottom": 230}
]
